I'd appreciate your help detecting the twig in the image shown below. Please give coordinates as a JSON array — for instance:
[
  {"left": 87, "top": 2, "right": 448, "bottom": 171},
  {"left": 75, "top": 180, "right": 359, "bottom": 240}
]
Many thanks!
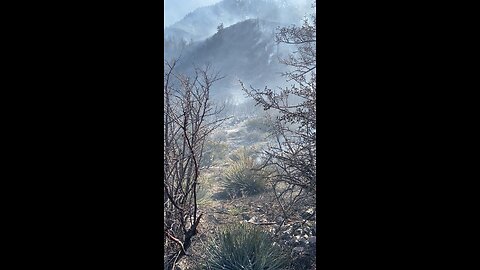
[
  {"left": 247, "top": 221, "right": 276, "bottom": 225},
  {"left": 165, "top": 230, "right": 187, "bottom": 255}
]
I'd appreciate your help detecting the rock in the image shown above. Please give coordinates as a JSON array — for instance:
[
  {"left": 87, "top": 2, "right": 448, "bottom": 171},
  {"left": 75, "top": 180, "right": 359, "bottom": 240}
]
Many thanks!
[
  {"left": 276, "top": 216, "right": 284, "bottom": 223},
  {"left": 281, "top": 229, "right": 292, "bottom": 240},
  {"left": 299, "top": 236, "right": 309, "bottom": 244},
  {"left": 248, "top": 216, "right": 257, "bottom": 223},
  {"left": 292, "top": 247, "right": 304, "bottom": 254},
  {"left": 281, "top": 232, "right": 290, "bottom": 240},
  {"left": 309, "top": 236, "right": 316, "bottom": 244},
  {"left": 292, "top": 241, "right": 302, "bottom": 247},
  {"left": 301, "top": 208, "right": 315, "bottom": 219},
  {"left": 294, "top": 228, "right": 303, "bottom": 236}
]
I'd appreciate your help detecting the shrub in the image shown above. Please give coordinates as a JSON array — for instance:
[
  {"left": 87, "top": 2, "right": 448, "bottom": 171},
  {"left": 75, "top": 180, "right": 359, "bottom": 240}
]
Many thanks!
[
  {"left": 221, "top": 150, "right": 267, "bottom": 197},
  {"left": 244, "top": 117, "right": 271, "bottom": 133},
  {"left": 204, "top": 223, "right": 287, "bottom": 270},
  {"left": 228, "top": 147, "right": 260, "bottom": 163}
]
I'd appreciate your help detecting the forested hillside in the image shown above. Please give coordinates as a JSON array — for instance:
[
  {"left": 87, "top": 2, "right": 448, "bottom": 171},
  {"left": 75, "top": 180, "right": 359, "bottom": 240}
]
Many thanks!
[
  {"left": 166, "top": 18, "right": 292, "bottom": 103},
  {"left": 165, "top": 0, "right": 310, "bottom": 42}
]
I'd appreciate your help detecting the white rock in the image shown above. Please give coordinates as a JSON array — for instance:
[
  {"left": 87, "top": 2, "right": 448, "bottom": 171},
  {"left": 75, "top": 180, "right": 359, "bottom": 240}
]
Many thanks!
[{"left": 292, "top": 247, "right": 304, "bottom": 253}]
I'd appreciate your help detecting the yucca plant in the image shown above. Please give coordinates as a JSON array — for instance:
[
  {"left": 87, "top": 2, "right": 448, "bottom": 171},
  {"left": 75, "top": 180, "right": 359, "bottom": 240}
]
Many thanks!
[
  {"left": 204, "top": 223, "right": 287, "bottom": 270},
  {"left": 221, "top": 150, "right": 267, "bottom": 197}
]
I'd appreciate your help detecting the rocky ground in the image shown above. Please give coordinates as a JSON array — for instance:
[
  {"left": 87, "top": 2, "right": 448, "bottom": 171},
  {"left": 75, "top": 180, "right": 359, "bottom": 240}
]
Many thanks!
[
  {"left": 177, "top": 116, "right": 317, "bottom": 270},
  {"left": 179, "top": 191, "right": 316, "bottom": 269}
]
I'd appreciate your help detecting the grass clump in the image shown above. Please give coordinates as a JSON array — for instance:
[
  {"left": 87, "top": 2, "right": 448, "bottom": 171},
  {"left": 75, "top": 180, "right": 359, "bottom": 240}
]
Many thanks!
[
  {"left": 196, "top": 175, "right": 214, "bottom": 206},
  {"left": 227, "top": 207, "right": 243, "bottom": 216},
  {"left": 204, "top": 223, "right": 287, "bottom": 270},
  {"left": 221, "top": 149, "right": 267, "bottom": 197}
]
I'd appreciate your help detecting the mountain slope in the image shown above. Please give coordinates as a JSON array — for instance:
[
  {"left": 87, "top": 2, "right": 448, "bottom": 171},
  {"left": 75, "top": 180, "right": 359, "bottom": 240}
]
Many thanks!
[
  {"left": 164, "top": 0, "right": 310, "bottom": 42},
  {"left": 171, "top": 19, "right": 292, "bottom": 103}
]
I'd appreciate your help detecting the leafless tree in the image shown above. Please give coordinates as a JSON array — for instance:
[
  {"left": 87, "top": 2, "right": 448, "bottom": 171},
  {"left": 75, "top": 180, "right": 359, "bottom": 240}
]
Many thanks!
[
  {"left": 241, "top": 1, "right": 316, "bottom": 225},
  {"left": 164, "top": 59, "right": 226, "bottom": 270}
]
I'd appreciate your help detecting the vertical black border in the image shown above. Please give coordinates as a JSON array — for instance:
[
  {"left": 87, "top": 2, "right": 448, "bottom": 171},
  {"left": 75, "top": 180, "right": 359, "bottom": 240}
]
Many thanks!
[
  {"left": 42, "top": 1, "right": 166, "bottom": 268},
  {"left": 13, "top": 0, "right": 474, "bottom": 268}
]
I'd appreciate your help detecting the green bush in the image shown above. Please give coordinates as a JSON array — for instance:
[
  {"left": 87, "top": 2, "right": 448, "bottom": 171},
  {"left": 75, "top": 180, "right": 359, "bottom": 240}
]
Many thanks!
[
  {"left": 204, "top": 223, "right": 287, "bottom": 270},
  {"left": 221, "top": 150, "right": 267, "bottom": 197}
]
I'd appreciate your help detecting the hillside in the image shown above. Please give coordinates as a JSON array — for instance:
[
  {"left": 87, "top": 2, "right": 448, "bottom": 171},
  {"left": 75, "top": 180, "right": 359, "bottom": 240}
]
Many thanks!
[
  {"left": 167, "top": 19, "right": 293, "bottom": 103},
  {"left": 165, "top": 0, "right": 310, "bottom": 42}
]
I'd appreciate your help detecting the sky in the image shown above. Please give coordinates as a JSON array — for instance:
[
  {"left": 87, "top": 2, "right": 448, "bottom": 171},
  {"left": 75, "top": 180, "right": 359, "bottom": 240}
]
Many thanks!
[{"left": 164, "top": 0, "right": 222, "bottom": 28}]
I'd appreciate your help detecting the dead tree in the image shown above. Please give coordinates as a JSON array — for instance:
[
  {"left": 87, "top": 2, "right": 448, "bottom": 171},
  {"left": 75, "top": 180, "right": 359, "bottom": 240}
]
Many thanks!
[
  {"left": 164, "top": 59, "right": 225, "bottom": 270},
  {"left": 241, "top": 1, "right": 316, "bottom": 224}
]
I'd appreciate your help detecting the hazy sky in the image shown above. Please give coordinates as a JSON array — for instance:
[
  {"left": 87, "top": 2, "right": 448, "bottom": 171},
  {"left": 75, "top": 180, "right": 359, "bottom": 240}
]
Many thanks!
[{"left": 164, "top": 0, "right": 222, "bottom": 28}]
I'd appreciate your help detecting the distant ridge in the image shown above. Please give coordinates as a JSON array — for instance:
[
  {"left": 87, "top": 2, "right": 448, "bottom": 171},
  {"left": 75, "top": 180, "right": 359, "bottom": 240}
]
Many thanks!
[{"left": 165, "top": 0, "right": 310, "bottom": 42}]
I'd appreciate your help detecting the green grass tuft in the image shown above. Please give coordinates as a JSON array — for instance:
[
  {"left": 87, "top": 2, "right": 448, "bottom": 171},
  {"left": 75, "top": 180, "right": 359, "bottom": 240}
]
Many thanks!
[
  {"left": 204, "top": 223, "right": 287, "bottom": 270},
  {"left": 221, "top": 150, "right": 267, "bottom": 197}
]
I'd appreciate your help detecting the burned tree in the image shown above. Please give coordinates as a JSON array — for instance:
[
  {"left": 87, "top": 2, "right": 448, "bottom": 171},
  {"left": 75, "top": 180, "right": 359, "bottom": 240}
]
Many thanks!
[
  {"left": 241, "top": 1, "right": 316, "bottom": 223},
  {"left": 164, "top": 59, "right": 225, "bottom": 270}
]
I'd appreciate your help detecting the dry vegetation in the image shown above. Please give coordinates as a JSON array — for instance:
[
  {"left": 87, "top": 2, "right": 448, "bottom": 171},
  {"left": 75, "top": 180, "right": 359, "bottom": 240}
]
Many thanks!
[
  {"left": 174, "top": 117, "right": 316, "bottom": 270},
  {"left": 164, "top": 2, "right": 316, "bottom": 269}
]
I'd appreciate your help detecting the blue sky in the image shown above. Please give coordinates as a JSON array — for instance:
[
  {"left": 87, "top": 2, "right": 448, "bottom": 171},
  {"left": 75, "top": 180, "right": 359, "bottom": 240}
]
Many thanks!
[{"left": 164, "top": 0, "right": 222, "bottom": 28}]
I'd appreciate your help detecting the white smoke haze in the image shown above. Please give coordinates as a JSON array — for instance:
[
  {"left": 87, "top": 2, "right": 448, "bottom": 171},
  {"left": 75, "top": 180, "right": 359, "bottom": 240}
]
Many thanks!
[
  {"left": 165, "top": 0, "right": 311, "bottom": 28},
  {"left": 164, "top": 0, "right": 315, "bottom": 105},
  {"left": 164, "top": 0, "right": 222, "bottom": 28}
]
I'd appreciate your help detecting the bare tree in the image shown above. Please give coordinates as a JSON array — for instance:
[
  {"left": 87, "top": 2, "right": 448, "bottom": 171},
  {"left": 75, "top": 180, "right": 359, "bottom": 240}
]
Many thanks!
[
  {"left": 164, "top": 59, "right": 226, "bottom": 270},
  {"left": 241, "top": 1, "right": 316, "bottom": 224}
]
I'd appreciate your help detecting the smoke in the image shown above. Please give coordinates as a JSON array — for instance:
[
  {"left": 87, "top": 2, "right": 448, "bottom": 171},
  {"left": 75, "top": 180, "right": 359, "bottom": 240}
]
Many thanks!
[
  {"left": 164, "top": 0, "right": 316, "bottom": 104},
  {"left": 164, "top": 0, "right": 314, "bottom": 29},
  {"left": 164, "top": 0, "right": 222, "bottom": 28}
]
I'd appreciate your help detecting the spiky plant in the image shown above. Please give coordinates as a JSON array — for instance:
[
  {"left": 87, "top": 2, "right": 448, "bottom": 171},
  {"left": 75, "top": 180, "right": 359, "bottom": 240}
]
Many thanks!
[
  {"left": 221, "top": 150, "right": 267, "bottom": 197},
  {"left": 204, "top": 223, "right": 287, "bottom": 270}
]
